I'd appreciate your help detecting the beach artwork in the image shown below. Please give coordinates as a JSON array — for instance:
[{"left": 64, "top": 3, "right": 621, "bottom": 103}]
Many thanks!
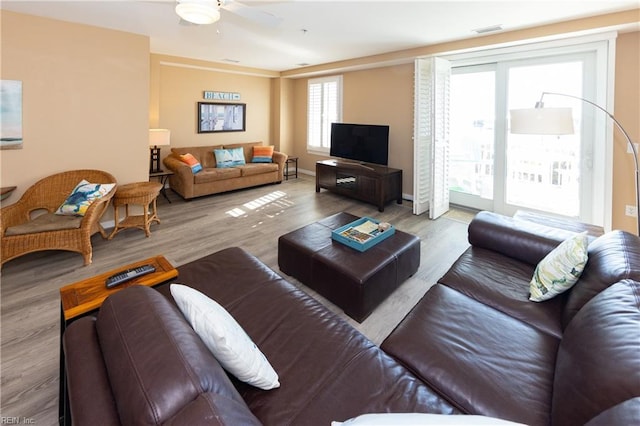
[{"left": 1, "top": 80, "right": 23, "bottom": 150}]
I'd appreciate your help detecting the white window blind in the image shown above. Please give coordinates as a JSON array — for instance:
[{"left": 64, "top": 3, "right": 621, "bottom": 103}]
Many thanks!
[{"left": 307, "top": 75, "right": 342, "bottom": 154}]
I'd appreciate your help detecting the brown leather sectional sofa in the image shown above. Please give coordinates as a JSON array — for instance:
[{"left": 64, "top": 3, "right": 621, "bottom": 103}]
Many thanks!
[
  {"left": 62, "top": 211, "right": 640, "bottom": 425},
  {"left": 163, "top": 142, "right": 287, "bottom": 200},
  {"left": 383, "top": 211, "right": 640, "bottom": 425}
]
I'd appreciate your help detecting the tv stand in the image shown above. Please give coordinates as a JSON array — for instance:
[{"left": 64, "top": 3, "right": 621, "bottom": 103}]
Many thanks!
[
  {"left": 316, "top": 159, "right": 402, "bottom": 212},
  {"left": 334, "top": 160, "right": 376, "bottom": 171}
]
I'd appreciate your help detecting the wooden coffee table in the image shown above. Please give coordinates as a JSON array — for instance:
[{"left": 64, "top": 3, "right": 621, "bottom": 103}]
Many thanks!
[{"left": 60, "top": 255, "right": 177, "bottom": 321}]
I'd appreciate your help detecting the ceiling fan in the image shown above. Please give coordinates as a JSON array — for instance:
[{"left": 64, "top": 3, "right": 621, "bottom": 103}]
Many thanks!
[{"left": 175, "top": 0, "right": 282, "bottom": 27}]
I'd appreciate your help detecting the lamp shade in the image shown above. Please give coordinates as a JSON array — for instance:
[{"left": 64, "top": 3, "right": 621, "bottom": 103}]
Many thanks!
[
  {"left": 149, "top": 129, "right": 171, "bottom": 147},
  {"left": 175, "top": 0, "right": 220, "bottom": 25},
  {"left": 510, "top": 107, "right": 574, "bottom": 135}
]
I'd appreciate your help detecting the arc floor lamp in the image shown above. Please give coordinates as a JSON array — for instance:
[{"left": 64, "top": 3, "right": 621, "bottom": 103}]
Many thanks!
[{"left": 510, "top": 92, "right": 639, "bottom": 235}]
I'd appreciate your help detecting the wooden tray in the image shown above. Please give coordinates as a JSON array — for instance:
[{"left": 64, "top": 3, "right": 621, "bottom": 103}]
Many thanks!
[{"left": 331, "top": 217, "right": 395, "bottom": 252}]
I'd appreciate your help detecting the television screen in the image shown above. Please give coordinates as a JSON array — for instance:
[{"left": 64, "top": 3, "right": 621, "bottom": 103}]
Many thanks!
[{"left": 329, "top": 123, "right": 389, "bottom": 166}]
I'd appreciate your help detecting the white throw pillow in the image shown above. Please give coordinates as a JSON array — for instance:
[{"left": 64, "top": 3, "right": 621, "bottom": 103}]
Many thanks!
[
  {"left": 529, "top": 231, "right": 589, "bottom": 302},
  {"left": 331, "top": 413, "right": 526, "bottom": 426},
  {"left": 170, "top": 284, "right": 280, "bottom": 390}
]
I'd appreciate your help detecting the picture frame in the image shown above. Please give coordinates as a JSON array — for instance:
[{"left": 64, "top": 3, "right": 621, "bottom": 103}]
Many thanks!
[
  {"left": 198, "top": 102, "right": 246, "bottom": 133},
  {"left": 1, "top": 80, "right": 23, "bottom": 150}
]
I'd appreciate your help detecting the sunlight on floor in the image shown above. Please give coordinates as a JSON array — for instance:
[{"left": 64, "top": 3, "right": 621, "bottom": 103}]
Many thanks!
[
  {"left": 225, "top": 191, "right": 294, "bottom": 226},
  {"left": 244, "top": 190, "right": 286, "bottom": 210}
]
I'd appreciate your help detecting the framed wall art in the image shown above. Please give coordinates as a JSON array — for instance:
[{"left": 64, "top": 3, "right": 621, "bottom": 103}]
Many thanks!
[
  {"left": 198, "top": 102, "right": 246, "bottom": 133},
  {"left": 1, "top": 80, "right": 23, "bottom": 150}
]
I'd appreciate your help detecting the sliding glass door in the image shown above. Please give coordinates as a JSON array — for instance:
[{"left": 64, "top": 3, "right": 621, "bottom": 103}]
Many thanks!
[
  {"left": 505, "top": 58, "right": 589, "bottom": 217},
  {"left": 449, "top": 65, "right": 496, "bottom": 212},
  {"left": 449, "top": 51, "right": 597, "bottom": 220}
]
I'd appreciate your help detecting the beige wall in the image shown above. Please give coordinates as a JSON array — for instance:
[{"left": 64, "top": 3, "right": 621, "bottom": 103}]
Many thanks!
[
  {"left": 292, "top": 65, "right": 414, "bottom": 193},
  {"left": 150, "top": 54, "right": 279, "bottom": 167},
  {"left": 289, "top": 27, "right": 639, "bottom": 233},
  {"left": 612, "top": 31, "right": 640, "bottom": 233},
  {"left": 270, "top": 77, "right": 295, "bottom": 156},
  {"left": 2, "top": 9, "right": 637, "bottom": 233},
  {"left": 0, "top": 11, "right": 149, "bottom": 206}
]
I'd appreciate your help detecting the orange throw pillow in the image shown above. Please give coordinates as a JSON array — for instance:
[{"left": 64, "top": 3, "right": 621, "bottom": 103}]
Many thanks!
[
  {"left": 252, "top": 146, "right": 274, "bottom": 163},
  {"left": 180, "top": 153, "right": 203, "bottom": 173}
]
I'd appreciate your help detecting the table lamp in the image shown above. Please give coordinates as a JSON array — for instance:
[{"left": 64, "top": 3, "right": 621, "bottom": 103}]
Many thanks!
[
  {"left": 149, "top": 129, "right": 171, "bottom": 174},
  {"left": 510, "top": 92, "right": 639, "bottom": 235}
]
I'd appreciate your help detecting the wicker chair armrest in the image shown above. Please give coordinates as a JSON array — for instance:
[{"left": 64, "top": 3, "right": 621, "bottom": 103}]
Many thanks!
[{"left": 0, "top": 200, "right": 32, "bottom": 232}]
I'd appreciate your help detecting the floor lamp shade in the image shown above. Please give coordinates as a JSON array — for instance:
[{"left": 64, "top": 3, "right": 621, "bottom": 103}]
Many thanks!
[
  {"left": 149, "top": 129, "right": 171, "bottom": 173},
  {"left": 510, "top": 107, "right": 574, "bottom": 135}
]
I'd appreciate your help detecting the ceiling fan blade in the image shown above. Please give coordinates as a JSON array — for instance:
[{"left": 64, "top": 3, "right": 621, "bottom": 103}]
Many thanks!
[{"left": 220, "top": 0, "right": 282, "bottom": 28}]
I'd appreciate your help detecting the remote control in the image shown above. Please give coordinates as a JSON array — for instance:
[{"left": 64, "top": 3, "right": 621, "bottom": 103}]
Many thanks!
[{"left": 105, "top": 264, "right": 156, "bottom": 288}]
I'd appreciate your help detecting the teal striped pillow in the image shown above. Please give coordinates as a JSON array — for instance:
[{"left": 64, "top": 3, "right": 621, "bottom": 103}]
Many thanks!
[{"left": 214, "top": 147, "right": 245, "bottom": 168}]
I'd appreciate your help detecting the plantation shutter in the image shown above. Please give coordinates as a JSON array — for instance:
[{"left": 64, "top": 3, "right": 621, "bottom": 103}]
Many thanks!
[
  {"left": 307, "top": 76, "right": 342, "bottom": 151},
  {"left": 308, "top": 82, "right": 322, "bottom": 148},
  {"left": 413, "top": 57, "right": 451, "bottom": 218}
]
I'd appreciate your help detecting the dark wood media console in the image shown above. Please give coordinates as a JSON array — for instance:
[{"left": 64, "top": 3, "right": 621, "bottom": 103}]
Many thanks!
[{"left": 315, "top": 159, "right": 402, "bottom": 212}]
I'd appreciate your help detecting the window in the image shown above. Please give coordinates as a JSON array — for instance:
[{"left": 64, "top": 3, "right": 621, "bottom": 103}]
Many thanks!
[
  {"left": 307, "top": 75, "right": 342, "bottom": 154},
  {"left": 443, "top": 33, "right": 615, "bottom": 225},
  {"left": 449, "top": 66, "right": 495, "bottom": 200}
]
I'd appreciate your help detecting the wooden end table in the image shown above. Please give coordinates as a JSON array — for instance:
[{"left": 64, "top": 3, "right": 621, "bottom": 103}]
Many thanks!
[
  {"left": 149, "top": 170, "right": 174, "bottom": 203},
  {"left": 0, "top": 186, "right": 17, "bottom": 202},
  {"left": 285, "top": 157, "right": 298, "bottom": 180},
  {"left": 108, "top": 181, "right": 163, "bottom": 239},
  {"left": 59, "top": 255, "right": 178, "bottom": 425},
  {"left": 60, "top": 254, "right": 178, "bottom": 321}
]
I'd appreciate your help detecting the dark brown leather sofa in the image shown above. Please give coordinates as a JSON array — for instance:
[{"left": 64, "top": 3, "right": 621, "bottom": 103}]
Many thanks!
[
  {"left": 63, "top": 247, "right": 457, "bottom": 426},
  {"left": 62, "top": 211, "right": 640, "bottom": 425},
  {"left": 383, "top": 211, "right": 640, "bottom": 425}
]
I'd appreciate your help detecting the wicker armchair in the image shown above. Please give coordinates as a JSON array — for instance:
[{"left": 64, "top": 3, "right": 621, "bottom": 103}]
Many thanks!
[{"left": 1, "top": 170, "right": 117, "bottom": 267}]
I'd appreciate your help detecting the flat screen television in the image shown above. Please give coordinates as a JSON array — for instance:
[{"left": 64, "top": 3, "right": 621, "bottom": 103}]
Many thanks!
[{"left": 330, "top": 123, "right": 389, "bottom": 166}]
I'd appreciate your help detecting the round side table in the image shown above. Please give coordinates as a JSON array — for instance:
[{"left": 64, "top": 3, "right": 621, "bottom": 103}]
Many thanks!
[{"left": 108, "top": 182, "right": 163, "bottom": 239}]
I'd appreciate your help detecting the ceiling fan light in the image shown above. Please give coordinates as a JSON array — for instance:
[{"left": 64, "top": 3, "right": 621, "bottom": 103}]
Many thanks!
[{"left": 176, "top": 1, "right": 220, "bottom": 25}]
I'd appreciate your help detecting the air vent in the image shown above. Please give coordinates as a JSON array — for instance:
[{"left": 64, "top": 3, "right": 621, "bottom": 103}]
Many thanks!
[{"left": 473, "top": 24, "right": 503, "bottom": 34}]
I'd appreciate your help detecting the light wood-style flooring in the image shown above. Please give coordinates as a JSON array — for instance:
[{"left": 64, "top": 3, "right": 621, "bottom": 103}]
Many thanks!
[{"left": 0, "top": 174, "right": 475, "bottom": 425}]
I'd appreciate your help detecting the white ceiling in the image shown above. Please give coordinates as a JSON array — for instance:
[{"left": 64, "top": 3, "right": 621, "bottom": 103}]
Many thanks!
[{"left": 2, "top": 0, "right": 638, "bottom": 72}]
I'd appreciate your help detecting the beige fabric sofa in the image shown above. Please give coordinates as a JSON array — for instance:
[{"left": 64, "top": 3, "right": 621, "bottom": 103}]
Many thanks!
[{"left": 163, "top": 142, "right": 287, "bottom": 200}]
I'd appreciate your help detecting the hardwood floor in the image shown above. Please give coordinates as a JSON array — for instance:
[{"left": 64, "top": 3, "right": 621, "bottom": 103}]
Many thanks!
[{"left": 0, "top": 174, "right": 475, "bottom": 425}]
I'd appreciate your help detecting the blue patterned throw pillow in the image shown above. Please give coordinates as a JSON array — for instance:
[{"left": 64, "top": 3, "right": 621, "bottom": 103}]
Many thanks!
[
  {"left": 56, "top": 180, "right": 115, "bottom": 216},
  {"left": 214, "top": 147, "right": 246, "bottom": 168}
]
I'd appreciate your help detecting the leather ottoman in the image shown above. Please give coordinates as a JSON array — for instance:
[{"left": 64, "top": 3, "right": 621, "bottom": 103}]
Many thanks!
[{"left": 278, "top": 212, "right": 420, "bottom": 322}]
